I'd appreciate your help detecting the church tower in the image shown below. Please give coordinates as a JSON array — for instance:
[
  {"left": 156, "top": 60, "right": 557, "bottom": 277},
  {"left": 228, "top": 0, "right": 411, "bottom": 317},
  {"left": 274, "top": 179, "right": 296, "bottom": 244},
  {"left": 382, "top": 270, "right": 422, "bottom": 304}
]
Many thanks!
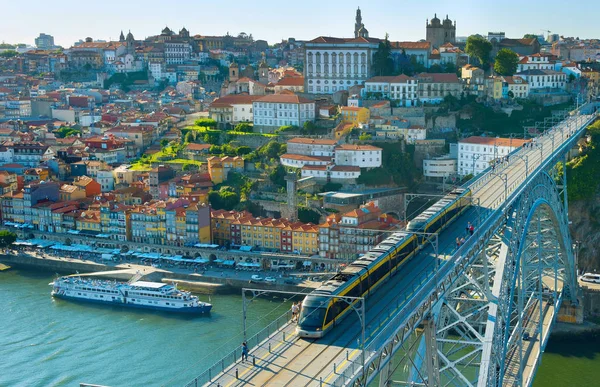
[
  {"left": 426, "top": 14, "right": 456, "bottom": 48},
  {"left": 258, "top": 54, "right": 269, "bottom": 85},
  {"left": 354, "top": 7, "right": 369, "bottom": 39},
  {"left": 229, "top": 61, "right": 239, "bottom": 82},
  {"left": 119, "top": 30, "right": 125, "bottom": 42}
]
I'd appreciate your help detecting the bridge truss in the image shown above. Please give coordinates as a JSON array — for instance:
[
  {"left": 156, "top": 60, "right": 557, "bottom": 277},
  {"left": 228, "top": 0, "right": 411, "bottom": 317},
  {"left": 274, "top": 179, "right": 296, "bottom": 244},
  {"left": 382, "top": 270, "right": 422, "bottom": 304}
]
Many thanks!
[{"left": 332, "top": 108, "right": 598, "bottom": 387}]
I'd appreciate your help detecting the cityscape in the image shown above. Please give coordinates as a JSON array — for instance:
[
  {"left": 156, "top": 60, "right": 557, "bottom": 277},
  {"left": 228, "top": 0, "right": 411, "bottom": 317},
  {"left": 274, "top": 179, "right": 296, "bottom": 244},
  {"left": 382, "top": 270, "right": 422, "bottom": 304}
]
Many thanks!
[{"left": 1, "top": 2, "right": 600, "bottom": 387}]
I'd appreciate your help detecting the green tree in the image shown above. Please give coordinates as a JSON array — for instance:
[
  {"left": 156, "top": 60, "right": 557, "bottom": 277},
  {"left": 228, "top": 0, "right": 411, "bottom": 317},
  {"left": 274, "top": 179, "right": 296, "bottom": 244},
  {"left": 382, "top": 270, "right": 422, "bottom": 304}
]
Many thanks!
[
  {"left": 208, "top": 187, "right": 240, "bottom": 210},
  {"left": 0, "top": 50, "right": 18, "bottom": 58},
  {"left": 359, "top": 133, "right": 372, "bottom": 141},
  {"left": 260, "top": 141, "right": 286, "bottom": 160},
  {"left": 236, "top": 146, "right": 252, "bottom": 156},
  {"left": 298, "top": 207, "right": 321, "bottom": 224},
  {"left": 203, "top": 132, "right": 220, "bottom": 145},
  {"left": 523, "top": 34, "right": 538, "bottom": 39},
  {"left": 194, "top": 118, "right": 217, "bottom": 128},
  {"left": 160, "top": 139, "right": 169, "bottom": 148},
  {"left": 269, "top": 164, "right": 287, "bottom": 188},
  {"left": 372, "top": 33, "right": 394, "bottom": 76},
  {"left": 0, "top": 230, "right": 17, "bottom": 248},
  {"left": 494, "top": 48, "right": 519, "bottom": 76},
  {"left": 234, "top": 122, "right": 253, "bottom": 132},
  {"left": 465, "top": 35, "right": 493, "bottom": 67},
  {"left": 55, "top": 127, "right": 81, "bottom": 138},
  {"left": 568, "top": 73, "right": 576, "bottom": 83}
]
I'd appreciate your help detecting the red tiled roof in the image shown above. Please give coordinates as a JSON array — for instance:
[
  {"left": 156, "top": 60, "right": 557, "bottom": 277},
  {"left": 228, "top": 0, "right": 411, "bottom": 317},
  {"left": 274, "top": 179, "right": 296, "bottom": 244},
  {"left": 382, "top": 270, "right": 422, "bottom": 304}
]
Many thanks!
[
  {"left": 280, "top": 154, "right": 332, "bottom": 162},
  {"left": 255, "top": 94, "right": 313, "bottom": 104},
  {"left": 460, "top": 136, "right": 531, "bottom": 147},
  {"left": 335, "top": 144, "right": 382, "bottom": 151},
  {"left": 390, "top": 41, "right": 431, "bottom": 50},
  {"left": 276, "top": 77, "right": 305, "bottom": 87},
  {"left": 288, "top": 138, "right": 337, "bottom": 145},
  {"left": 209, "top": 94, "right": 262, "bottom": 107}
]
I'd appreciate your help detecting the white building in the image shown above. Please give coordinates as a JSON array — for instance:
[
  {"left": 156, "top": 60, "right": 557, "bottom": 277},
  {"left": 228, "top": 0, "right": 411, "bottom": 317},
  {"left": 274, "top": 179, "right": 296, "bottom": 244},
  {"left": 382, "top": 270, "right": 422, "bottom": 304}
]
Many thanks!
[
  {"left": 301, "top": 164, "right": 361, "bottom": 182},
  {"left": 517, "top": 53, "right": 555, "bottom": 72},
  {"left": 457, "top": 136, "right": 530, "bottom": 176},
  {"left": 423, "top": 156, "right": 457, "bottom": 180},
  {"left": 252, "top": 94, "right": 315, "bottom": 130},
  {"left": 514, "top": 69, "right": 566, "bottom": 90},
  {"left": 4, "top": 99, "right": 32, "bottom": 117},
  {"left": 280, "top": 154, "right": 331, "bottom": 168},
  {"left": 363, "top": 75, "right": 418, "bottom": 106},
  {"left": 96, "top": 169, "right": 115, "bottom": 192},
  {"left": 165, "top": 40, "right": 191, "bottom": 65},
  {"left": 304, "top": 36, "right": 380, "bottom": 94},
  {"left": 334, "top": 144, "right": 382, "bottom": 168},
  {"left": 286, "top": 138, "right": 338, "bottom": 157}
]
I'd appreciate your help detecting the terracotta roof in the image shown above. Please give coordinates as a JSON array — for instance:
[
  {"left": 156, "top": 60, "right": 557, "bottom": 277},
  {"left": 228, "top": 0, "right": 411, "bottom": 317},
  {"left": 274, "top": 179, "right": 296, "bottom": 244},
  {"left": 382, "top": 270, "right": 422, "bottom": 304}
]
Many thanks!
[
  {"left": 330, "top": 165, "right": 360, "bottom": 172},
  {"left": 302, "top": 164, "right": 328, "bottom": 171},
  {"left": 365, "top": 74, "right": 415, "bottom": 83},
  {"left": 185, "top": 143, "right": 211, "bottom": 151},
  {"left": 276, "top": 77, "right": 305, "bottom": 87},
  {"left": 503, "top": 76, "right": 528, "bottom": 85},
  {"left": 287, "top": 138, "right": 337, "bottom": 145},
  {"left": 308, "top": 36, "right": 381, "bottom": 44},
  {"left": 335, "top": 144, "right": 382, "bottom": 151},
  {"left": 415, "top": 73, "right": 459, "bottom": 83},
  {"left": 280, "top": 154, "right": 332, "bottom": 162},
  {"left": 390, "top": 41, "right": 431, "bottom": 50},
  {"left": 255, "top": 94, "right": 313, "bottom": 104},
  {"left": 209, "top": 94, "right": 262, "bottom": 107},
  {"left": 459, "top": 136, "right": 531, "bottom": 147}
]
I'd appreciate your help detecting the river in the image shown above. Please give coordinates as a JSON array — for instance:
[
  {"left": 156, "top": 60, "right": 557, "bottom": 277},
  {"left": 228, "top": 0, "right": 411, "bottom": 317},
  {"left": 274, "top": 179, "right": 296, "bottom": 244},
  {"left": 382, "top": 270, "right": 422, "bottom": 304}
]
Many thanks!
[
  {"left": 0, "top": 269, "right": 290, "bottom": 387},
  {"left": 2, "top": 269, "right": 599, "bottom": 387}
]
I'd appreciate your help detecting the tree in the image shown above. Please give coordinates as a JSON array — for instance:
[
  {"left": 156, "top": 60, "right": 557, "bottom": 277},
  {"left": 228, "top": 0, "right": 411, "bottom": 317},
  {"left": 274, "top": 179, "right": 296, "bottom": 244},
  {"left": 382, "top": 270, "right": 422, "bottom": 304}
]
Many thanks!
[
  {"left": 203, "top": 132, "right": 220, "bottom": 145},
  {"left": 234, "top": 122, "right": 253, "bottom": 132},
  {"left": 236, "top": 146, "right": 252, "bottom": 156},
  {"left": 0, "top": 50, "right": 18, "bottom": 58},
  {"left": 194, "top": 118, "right": 217, "bottom": 128},
  {"left": 269, "top": 164, "right": 287, "bottom": 188},
  {"left": 523, "top": 34, "right": 538, "bottom": 39},
  {"left": 568, "top": 73, "right": 576, "bottom": 83},
  {"left": 465, "top": 35, "right": 493, "bottom": 67},
  {"left": 359, "top": 133, "right": 372, "bottom": 141},
  {"left": 372, "top": 33, "right": 394, "bottom": 76},
  {"left": 208, "top": 187, "right": 240, "bottom": 210},
  {"left": 494, "top": 48, "right": 519, "bottom": 76},
  {"left": 160, "top": 139, "right": 169, "bottom": 148},
  {"left": 260, "top": 141, "right": 286, "bottom": 160},
  {"left": 298, "top": 207, "right": 321, "bottom": 224},
  {"left": 507, "top": 90, "right": 515, "bottom": 99},
  {"left": 0, "top": 230, "right": 16, "bottom": 248},
  {"left": 55, "top": 126, "right": 81, "bottom": 138}
]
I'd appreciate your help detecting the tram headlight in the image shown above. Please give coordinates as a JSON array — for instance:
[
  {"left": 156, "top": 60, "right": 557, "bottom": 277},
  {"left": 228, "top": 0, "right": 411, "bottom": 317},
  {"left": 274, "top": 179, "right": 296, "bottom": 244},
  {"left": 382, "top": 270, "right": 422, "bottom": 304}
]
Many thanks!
[{"left": 316, "top": 328, "right": 321, "bottom": 331}]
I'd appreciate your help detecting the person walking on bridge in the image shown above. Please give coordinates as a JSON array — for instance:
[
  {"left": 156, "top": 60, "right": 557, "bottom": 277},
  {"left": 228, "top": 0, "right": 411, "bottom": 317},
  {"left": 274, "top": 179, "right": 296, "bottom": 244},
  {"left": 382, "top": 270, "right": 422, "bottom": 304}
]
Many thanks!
[{"left": 241, "top": 342, "right": 249, "bottom": 362}]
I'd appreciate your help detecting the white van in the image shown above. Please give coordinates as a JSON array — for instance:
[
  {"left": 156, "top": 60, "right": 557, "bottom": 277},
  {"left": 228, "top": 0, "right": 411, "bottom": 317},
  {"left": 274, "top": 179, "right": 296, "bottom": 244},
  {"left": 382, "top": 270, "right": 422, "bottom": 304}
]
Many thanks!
[{"left": 580, "top": 273, "right": 600, "bottom": 284}]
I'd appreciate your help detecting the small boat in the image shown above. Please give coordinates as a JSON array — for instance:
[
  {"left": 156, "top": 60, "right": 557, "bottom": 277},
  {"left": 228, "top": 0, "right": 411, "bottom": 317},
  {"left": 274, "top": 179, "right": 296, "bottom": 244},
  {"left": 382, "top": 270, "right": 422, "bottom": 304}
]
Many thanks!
[{"left": 50, "top": 276, "right": 212, "bottom": 314}]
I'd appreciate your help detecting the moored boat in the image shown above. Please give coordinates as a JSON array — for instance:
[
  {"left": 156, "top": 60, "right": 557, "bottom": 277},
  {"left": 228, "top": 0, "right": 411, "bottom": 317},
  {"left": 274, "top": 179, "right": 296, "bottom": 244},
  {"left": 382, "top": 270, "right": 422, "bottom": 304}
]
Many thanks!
[{"left": 50, "top": 276, "right": 212, "bottom": 314}]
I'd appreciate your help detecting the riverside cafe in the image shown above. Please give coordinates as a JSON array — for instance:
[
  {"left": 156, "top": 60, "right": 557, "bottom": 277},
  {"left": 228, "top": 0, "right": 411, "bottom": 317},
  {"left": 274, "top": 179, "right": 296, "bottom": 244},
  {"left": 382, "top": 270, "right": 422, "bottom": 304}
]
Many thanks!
[{"left": 136, "top": 252, "right": 210, "bottom": 269}]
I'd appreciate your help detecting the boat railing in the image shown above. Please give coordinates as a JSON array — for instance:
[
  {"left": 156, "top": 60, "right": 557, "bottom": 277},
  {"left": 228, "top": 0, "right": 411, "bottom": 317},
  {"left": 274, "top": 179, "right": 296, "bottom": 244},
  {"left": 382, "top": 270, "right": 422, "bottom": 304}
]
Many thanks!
[{"left": 183, "top": 309, "right": 293, "bottom": 387}]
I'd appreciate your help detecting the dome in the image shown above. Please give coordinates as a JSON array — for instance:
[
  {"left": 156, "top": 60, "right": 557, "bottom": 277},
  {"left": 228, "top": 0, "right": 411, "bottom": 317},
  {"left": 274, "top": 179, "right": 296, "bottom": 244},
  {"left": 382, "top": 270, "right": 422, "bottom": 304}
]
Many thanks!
[
  {"left": 430, "top": 13, "right": 441, "bottom": 26},
  {"left": 126, "top": 30, "right": 134, "bottom": 41},
  {"left": 180, "top": 27, "right": 188, "bottom": 35},
  {"left": 161, "top": 26, "right": 172, "bottom": 35}
]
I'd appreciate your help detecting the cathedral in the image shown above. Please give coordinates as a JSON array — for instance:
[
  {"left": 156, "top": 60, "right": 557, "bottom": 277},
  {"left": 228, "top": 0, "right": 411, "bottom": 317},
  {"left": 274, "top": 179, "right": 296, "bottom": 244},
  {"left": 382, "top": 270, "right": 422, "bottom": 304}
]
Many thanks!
[
  {"left": 354, "top": 7, "right": 369, "bottom": 39},
  {"left": 426, "top": 14, "right": 456, "bottom": 48}
]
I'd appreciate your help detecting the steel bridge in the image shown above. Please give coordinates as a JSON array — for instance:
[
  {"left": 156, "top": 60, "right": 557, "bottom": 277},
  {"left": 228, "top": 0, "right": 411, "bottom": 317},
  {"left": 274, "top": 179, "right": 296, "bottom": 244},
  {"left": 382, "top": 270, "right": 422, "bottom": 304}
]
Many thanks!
[{"left": 186, "top": 102, "right": 599, "bottom": 387}]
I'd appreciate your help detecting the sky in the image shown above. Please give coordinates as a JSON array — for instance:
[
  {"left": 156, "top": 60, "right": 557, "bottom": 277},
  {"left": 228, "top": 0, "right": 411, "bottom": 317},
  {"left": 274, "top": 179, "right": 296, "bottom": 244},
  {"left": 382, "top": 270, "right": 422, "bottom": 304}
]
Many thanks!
[{"left": 1, "top": 0, "right": 598, "bottom": 48}]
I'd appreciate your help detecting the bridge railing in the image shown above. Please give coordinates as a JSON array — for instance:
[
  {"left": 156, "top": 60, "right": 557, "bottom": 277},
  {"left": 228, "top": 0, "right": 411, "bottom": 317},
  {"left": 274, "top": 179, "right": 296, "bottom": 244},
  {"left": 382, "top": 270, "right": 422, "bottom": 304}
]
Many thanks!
[{"left": 184, "top": 309, "right": 292, "bottom": 387}]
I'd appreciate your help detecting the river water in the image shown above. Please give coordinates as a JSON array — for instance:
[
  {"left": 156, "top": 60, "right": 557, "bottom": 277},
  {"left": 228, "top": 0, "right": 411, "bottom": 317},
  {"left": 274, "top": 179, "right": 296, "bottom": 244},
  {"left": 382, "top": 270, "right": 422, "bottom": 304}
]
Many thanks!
[
  {"left": 0, "top": 269, "right": 290, "bottom": 387},
  {"left": 2, "top": 269, "right": 598, "bottom": 387}
]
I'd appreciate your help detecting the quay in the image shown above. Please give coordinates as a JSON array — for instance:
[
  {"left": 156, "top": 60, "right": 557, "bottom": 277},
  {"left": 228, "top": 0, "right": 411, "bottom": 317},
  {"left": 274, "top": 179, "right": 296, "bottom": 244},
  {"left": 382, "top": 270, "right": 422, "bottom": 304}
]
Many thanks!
[{"left": 0, "top": 250, "right": 322, "bottom": 295}]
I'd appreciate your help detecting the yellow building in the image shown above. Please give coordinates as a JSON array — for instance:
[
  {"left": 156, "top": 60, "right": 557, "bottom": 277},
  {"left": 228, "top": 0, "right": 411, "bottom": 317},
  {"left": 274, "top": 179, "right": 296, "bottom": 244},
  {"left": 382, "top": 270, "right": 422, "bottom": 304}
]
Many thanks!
[
  {"left": 76, "top": 210, "right": 101, "bottom": 232},
  {"left": 210, "top": 209, "right": 253, "bottom": 246},
  {"left": 291, "top": 223, "right": 319, "bottom": 255},
  {"left": 340, "top": 106, "right": 370, "bottom": 125},
  {"left": 235, "top": 217, "right": 290, "bottom": 250},
  {"left": 582, "top": 67, "right": 600, "bottom": 83},
  {"left": 488, "top": 76, "right": 504, "bottom": 100},
  {"left": 207, "top": 156, "right": 244, "bottom": 184},
  {"left": 334, "top": 122, "right": 356, "bottom": 140}
]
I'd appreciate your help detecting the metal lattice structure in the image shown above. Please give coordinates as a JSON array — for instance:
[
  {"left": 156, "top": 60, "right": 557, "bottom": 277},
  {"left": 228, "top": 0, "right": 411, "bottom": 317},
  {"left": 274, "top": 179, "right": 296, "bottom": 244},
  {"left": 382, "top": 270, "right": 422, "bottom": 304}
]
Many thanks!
[{"left": 331, "top": 105, "right": 598, "bottom": 387}]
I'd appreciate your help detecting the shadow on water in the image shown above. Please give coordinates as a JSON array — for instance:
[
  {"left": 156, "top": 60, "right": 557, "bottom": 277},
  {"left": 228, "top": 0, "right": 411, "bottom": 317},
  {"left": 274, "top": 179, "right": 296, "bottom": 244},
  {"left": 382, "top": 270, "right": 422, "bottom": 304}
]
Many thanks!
[{"left": 543, "top": 330, "right": 600, "bottom": 360}]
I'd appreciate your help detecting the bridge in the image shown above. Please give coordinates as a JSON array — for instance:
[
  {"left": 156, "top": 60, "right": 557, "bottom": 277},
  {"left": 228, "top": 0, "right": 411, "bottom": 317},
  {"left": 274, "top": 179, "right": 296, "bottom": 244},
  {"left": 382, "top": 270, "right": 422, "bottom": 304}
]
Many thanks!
[{"left": 186, "top": 103, "right": 598, "bottom": 387}]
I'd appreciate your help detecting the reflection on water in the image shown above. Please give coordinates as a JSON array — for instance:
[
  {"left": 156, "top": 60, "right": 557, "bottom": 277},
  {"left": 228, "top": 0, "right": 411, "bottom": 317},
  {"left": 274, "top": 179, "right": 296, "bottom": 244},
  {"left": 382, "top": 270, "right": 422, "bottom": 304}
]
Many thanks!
[{"left": 0, "top": 269, "right": 289, "bottom": 387}]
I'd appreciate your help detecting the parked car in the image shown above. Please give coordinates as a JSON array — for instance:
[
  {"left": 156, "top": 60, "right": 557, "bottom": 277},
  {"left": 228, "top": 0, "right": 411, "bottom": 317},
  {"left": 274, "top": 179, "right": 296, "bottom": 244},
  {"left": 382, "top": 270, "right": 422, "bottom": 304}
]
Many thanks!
[
  {"left": 265, "top": 277, "right": 277, "bottom": 283},
  {"left": 251, "top": 274, "right": 264, "bottom": 282}
]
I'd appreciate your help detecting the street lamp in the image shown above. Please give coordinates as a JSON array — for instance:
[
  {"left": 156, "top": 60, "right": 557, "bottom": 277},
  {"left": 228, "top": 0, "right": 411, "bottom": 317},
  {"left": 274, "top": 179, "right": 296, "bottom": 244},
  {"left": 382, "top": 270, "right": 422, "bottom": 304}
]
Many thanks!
[
  {"left": 489, "top": 171, "right": 509, "bottom": 203},
  {"left": 512, "top": 153, "right": 529, "bottom": 178}
]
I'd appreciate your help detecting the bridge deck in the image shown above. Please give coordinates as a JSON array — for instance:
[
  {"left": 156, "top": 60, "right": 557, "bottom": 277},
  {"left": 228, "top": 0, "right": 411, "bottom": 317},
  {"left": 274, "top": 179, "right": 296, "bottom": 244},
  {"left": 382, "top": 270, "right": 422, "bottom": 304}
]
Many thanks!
[{"left": 201, "top": 111, "right": 596, "bottom": 387}]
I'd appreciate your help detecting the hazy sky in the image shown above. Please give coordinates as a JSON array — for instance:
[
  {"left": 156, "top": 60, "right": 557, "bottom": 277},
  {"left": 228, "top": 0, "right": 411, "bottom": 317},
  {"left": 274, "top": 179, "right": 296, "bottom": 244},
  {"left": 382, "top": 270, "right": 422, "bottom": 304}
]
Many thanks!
[{"left": 1, "top": 0, "right": 597, "bottom": 47}]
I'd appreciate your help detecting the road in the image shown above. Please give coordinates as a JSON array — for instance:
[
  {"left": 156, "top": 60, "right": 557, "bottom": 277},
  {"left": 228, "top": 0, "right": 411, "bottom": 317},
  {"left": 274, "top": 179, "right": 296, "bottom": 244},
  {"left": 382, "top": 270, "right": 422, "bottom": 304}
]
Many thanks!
[{"left": 203, "top": 113, "right": 594, "bottom": 387}]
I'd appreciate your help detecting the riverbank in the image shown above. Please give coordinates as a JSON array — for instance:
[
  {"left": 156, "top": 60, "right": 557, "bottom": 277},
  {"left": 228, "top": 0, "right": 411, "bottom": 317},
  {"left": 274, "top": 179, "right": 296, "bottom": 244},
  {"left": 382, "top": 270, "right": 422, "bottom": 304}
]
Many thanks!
[{"left": 0, "top": 252, "right": 319, "bottom": 295}]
